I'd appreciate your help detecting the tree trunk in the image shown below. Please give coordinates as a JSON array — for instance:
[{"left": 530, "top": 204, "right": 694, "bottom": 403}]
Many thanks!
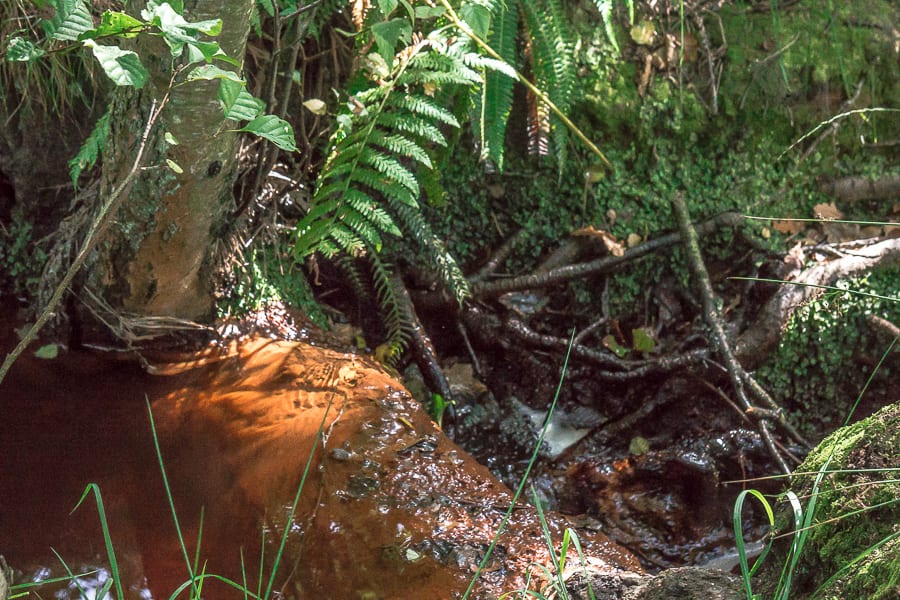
[{"left": 85, "top": 0, "right": 253, "bottom": 330}]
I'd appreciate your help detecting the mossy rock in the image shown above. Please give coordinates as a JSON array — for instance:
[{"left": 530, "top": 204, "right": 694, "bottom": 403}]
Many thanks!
[{"left": 758, "top": 403, "right": 900, "bottom": 599}]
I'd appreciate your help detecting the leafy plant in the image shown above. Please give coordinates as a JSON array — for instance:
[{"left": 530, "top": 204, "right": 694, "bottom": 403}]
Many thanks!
[
  {"left": 733, "top": 284, "right": 900, "bottom": 600},
  {"left": 5, "top": 0, "right": 298, "bottom": 164}
]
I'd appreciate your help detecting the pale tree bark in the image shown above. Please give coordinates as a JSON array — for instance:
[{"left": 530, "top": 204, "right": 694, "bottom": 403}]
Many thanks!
[{"left": 84, "top": 0, "right": 253, "bottom": 329}]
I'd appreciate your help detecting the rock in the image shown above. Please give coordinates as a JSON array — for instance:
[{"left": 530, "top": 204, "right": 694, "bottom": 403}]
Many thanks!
[
  {"left": 566, "top": 566, "right": 741, "bottom": 600},
  {"left": 754, "top": 403, "right": 900, "bottom": 600}
]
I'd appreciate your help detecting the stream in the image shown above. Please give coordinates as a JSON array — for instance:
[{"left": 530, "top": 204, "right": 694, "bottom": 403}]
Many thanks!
[{"left": 0, "top": 301, "right": 772, "bottom": 599}]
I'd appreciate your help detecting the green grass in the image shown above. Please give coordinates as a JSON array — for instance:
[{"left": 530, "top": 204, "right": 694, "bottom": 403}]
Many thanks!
[{"left": 732, "top": 294, "right": 899, "bottom": 600}]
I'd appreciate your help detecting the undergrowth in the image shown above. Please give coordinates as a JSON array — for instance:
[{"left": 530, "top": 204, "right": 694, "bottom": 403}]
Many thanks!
[{"left": 734, "top": 282, "right": 900, "bottom": 600}]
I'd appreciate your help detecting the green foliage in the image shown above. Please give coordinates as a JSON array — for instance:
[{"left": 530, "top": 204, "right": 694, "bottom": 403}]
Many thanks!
[
  {"left": 6, "top": 0, "right": 296, "bottom": 150},
  {"left": 69, "top": 109, "right": 110, "bottom": 187},
  {"left": 219, "top": 247, "right": 329, "bottom": 329},
  {"left": 757, "top": 269, "right": 900, "bottom": 437},
  {"left": 0, "top": 220, "right": 47, "bottom": 298}
]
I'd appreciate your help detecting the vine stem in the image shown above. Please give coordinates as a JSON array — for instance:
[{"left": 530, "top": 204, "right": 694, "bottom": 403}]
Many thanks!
[
  {"left": 436, "top": 0, "right": 612, "bottom": 170},
  {"left": 0, "top": 81, "right": 174, "bottom": 387}
]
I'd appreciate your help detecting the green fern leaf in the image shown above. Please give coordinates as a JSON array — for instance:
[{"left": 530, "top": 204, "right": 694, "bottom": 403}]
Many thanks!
[
  {"left": 359, "top": 147, "right": 419, "bottom": 195},
  {"left": 478, "top": 1, "right": 517, "bottom": 168},
  {"left": 392, "top": 94, "right": 460, "bottom": 127},
  {"left": 372, "top": 133, "right": 433, "bottom": 168}
]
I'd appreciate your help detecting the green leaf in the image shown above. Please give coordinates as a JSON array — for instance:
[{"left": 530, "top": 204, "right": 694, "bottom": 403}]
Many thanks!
[
  {"left": 219, "top": 82, "right": 264, "bottom": 121},
  {"left": 69, "top": 110, "right": 111, "bottom": 187},
  {"left": 78, "top": 11, "right": 144, "bottom": 40},
  {"left": 84, "top": 40, "right": 149, "bottom": 88},
  {"left": 34, "top": 344, "right": 59, "bottom": 359},
  {"left": 164, "top": 132, "right": 179, "bottom": 145},
  {"left": 239, "top": 115, "right": 297, "bottom": 151},
  {"left": 5, "top": 37, "right": 46, "bottom": 62},
  {"left": 602, "top": 334, "right": 629, "bottom": 358},
  {"left": 165, "top": 158, "right": 183, "bottom": 173},
  {"left": 142, "top": 2, "right": 222, "bottom": 57},
  {"left": 371, "top": 18, "right": 412, "bottom": 65},
  {"left": 631, "top": 327, "right": 656, "bottom": 353},
  {"left": 44, "top": 0, "right": 93, "bottom": 41},
  {"left": 187, "top": 64, "right": 243, "bottom": 83},
  {"left": 460, "top": 3, "right": 492, "bottom": 39},
  {"left": 377, "top": 0, "right": 398, "bottom": 17}
]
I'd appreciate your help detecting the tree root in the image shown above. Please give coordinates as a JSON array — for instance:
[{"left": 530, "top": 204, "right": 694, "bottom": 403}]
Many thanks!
[
  {"left": 471, "top": 212, "right": 744, "bottom": 299},
  {"left": 671, "top": 193, "right": 807, "bottom": 474},
  {"left": 735, "top": 237, "right": 900, "bottom": 369}
]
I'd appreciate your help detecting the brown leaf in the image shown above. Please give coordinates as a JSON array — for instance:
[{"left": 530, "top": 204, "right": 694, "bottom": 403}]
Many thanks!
[
  {"left": 813, "top": 202, "right": 843, "bottom": 220},
  {"left": 773, "top": 219, "right": 805, "bottom": 235},
  {"left": 573, "top": 226, "right": 625, "bottom": 256}
]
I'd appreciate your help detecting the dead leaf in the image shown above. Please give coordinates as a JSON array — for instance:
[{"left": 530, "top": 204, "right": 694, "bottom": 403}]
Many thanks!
[
  {"left": 302, "top": 98, "right": 327, "bottom": 115},
  {"left": 626, "top": 232, "right": 643, "bottom": 247},
  {"left": 572, "top": 226, "right": 625, "bottom": 256},
  {"left": 773, "top": 219, "right": 805, "bottom": 235},
  {"left": 813, "top": 202, "right": 843, "bottom": 220}
]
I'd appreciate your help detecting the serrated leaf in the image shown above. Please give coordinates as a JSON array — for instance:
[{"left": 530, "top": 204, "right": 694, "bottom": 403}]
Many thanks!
[
  {"left": 142, "top": 2, "right": 222, "bottom": 58},
  {"left": 239, "top": 115, "right": 297, "bottom": 151},
  {"left": 45, "top": 0, "right": 93, "bottom": 41},
  {"left": 166, "top": 158, "right": 183, "bottom": 173},
  {"left": 34, "top": 344, "right": 59, "bottom": 359},
  {"left": 460, "top": 3, "right": 491, "bottom": 39},
  {"left": 377, "top": 0, "right": 398, "bottom": 16},
  {"left": 85, "top": 40, "right": 148, "bottom": 88},
  {"left": 5, "top": 37, "right": 45, "bottom": 62},
  {"left": 219, "top": 81, "right": 263, "bottom": 121}
]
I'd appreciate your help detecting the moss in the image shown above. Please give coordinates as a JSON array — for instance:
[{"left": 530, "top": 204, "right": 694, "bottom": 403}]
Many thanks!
[
  {"left": 758, "top": 403, "right": 900, "bottom": 599},
  {"left": 757, "top": 268, "right": 900, "bottom": 438}
]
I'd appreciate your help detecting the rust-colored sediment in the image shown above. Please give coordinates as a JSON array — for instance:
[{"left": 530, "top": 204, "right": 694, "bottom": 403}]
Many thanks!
[{"left": 0, "top": 336, "right": 638, "bottom": 599}]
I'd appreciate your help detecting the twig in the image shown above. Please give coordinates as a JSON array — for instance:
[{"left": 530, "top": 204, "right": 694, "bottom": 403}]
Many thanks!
[
  {"left": 472, "top": 212, "right": 743, "bottom": 299},
  {"left": 0, "top": 86, "right": 173, "bottom": 387},
  {"left": 670, "top": 192, "right": 791, "bottom": 473}
]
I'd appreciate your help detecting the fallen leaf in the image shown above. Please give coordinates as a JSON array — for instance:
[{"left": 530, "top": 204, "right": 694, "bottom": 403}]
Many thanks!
[
  {"left": 626, "top": 232, "right": 643, "bottom": 247},
  {"left": 631, "top": 327, "right": 656, "bottom": 353},
  {"left": 813, "top": 202, "right": 843, "bottom": 220},
  {"left": 34, "top": 344, "right": 59, "bottom": 359},
  {"left": 572, "top": 226, "right": 625, "bottom": 256},
  {"left": 773, "top": 219, "right": 804, "bottom": 235}
]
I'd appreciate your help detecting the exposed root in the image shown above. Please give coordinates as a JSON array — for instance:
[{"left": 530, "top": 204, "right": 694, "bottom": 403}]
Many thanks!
[{"left": 671, "top": 192, "right": 804, "bottom": 474}]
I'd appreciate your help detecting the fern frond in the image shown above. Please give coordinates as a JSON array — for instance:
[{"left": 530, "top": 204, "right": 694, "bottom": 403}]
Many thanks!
[
  {"left": 371, "top": 256, "right": 409, "bottom": 364},
  {"left": 520, "top": 0, "right": 576, "bottom": 167},
  {"left": 372, "top": 132, "right": 433, "bottom": 168},
  {"left": 392, "top": 94, "right": 460, "bottom": 127},
  {"left": 373, "top": 111, "right": 449, "bottom": 146},
  {"left": 359, "top": 147, "right": 419, "bottom": 194},
  {"left": 477, "top": 0, "right": 518, "bottom": 169}
]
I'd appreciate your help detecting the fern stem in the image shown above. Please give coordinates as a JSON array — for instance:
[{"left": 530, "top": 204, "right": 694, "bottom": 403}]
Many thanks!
[{"left": 437, "top": 0, "right": 612, "bottom": 170}]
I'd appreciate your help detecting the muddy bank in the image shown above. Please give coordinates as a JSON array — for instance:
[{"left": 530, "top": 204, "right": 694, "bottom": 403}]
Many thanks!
[{"left": 0, "top": 334, "right": 637, "bottom": 598}]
